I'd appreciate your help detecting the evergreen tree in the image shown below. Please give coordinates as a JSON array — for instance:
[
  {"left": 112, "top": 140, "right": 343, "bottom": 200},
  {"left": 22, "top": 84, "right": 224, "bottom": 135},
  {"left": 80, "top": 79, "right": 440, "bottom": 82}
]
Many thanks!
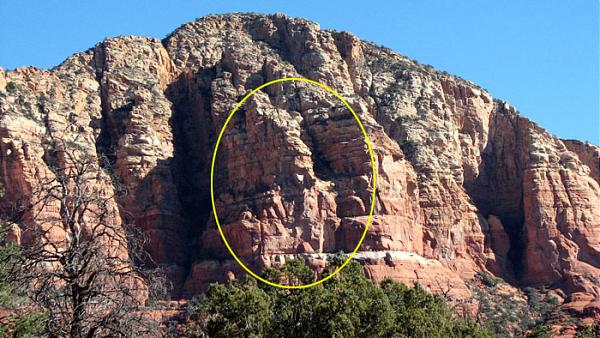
[{"left": 184, "top": 258, "right": 494, "bottom": 338}]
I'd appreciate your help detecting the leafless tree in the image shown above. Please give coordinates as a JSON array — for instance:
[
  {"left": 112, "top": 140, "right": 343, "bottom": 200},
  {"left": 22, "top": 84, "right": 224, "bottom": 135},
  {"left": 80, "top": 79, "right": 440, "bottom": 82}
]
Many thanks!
[
  {"left": 433, "top": 277, "right": 476, "bottom": 320},
  {"left": 434, "top": 278, "right": 455, "bottom": 301},
  {"left": 0, "top": 137, "right": 169, "bottom": 337}
]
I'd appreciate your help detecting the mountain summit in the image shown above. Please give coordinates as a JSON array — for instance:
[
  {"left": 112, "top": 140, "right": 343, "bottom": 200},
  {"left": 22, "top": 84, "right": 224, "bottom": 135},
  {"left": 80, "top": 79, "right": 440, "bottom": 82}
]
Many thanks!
[{"left": 1, "top": 13, "right": 598, "bottom": 328}]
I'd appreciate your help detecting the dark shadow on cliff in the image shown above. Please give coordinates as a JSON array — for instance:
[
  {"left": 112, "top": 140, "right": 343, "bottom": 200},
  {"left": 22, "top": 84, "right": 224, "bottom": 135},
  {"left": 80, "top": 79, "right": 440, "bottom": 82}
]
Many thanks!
[
  {"left": 465, "top": 106, "right": 528, "bottom": 284},
  {"left": 165, "top": 67, "right": 218, "bottom": 290}
]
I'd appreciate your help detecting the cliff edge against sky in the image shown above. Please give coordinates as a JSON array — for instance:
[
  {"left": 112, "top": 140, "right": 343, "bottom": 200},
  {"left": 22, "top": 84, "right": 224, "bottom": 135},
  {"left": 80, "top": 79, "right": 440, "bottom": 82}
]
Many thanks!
[{"left": 0, "top": 13, "right": 598, "bottom": 328}]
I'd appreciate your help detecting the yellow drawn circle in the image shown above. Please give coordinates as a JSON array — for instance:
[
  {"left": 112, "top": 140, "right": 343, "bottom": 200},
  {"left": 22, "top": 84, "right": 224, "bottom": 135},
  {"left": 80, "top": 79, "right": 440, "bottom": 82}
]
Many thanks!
[{"left": 210, "top": 77, "right": 377, "bottom": 289}]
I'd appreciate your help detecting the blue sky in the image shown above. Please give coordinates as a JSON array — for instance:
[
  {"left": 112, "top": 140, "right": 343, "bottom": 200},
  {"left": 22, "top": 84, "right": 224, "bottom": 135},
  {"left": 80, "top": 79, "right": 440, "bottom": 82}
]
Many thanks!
[{"left": 1, "top": 0, "right": 598, "bottom": 144}]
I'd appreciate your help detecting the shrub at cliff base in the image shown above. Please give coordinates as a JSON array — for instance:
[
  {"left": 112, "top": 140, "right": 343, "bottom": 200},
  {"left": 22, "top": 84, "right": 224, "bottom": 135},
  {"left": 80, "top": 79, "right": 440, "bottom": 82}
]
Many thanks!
[{"left": 183, "top": 258, "right": 494, "bottom": 338}]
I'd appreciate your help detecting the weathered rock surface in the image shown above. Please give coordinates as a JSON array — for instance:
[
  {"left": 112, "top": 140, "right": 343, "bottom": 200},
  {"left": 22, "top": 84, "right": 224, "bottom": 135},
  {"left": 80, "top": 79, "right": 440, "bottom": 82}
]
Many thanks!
[
  {"left": 563, "top": 139, "right": 600, "bottom": 184},
  {"left": 1, "top": 13, "right": 598, "bottom": 321}
]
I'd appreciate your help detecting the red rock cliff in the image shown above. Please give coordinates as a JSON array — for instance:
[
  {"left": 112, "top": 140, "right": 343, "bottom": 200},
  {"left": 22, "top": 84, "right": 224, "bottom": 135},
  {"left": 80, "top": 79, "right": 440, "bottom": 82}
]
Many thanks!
[{"left": 0, "top": 13, "right": 598, "bottom": 318}]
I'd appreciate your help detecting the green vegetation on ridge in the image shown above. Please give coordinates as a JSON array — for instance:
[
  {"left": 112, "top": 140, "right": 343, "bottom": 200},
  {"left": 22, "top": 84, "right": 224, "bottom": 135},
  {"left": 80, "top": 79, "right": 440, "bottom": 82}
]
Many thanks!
[{"left": 177, "top": 257, "right": 493, "bottom": 338}]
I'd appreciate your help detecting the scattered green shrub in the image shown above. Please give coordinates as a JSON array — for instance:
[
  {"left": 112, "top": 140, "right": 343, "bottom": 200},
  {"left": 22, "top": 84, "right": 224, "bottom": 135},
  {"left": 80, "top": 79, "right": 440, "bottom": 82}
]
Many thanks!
[
  {"left": 12, "top": 311, "right": 48, "bottom": 338},
  {"left": 527, "top": 323, "right": 553, "bottom": 338},
  {"left": 395, "top": 115, "right": 419, "bottom": 125},
  {"left": 183, "top": 258, "right": 493, "bottom": 338},
  {"left": 478, "top": 271, "right": 498, "bottom": 287},
  {"left": 578, "top": 322, "right": 600, "bottom": 337},
  {"left": 6, "top": 81, "right": 18, "bottom": 93},
  {"left": 399, "top": 138, "right": 419, "bottom": 160}
]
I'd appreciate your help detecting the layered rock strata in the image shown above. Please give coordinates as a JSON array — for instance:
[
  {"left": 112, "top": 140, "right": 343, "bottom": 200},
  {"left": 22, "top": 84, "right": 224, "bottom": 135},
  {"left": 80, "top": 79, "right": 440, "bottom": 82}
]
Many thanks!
[{"left": 0, "top": 13, "right": 598, "bottom": 320}]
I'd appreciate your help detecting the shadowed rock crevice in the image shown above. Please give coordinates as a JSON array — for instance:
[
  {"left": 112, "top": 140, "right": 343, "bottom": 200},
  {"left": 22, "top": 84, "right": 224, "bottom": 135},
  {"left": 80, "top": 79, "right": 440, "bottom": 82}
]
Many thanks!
[
  {"left": 92, "top": 42, "right": 118, "bottom": 169},
  {"left": 166, "top": 69, "right": 216, "bottom": 263},
  {"left": 91, "top": 42, "right": 135, "bottom": 201},
  {"left": 299, "top": 116, "right": 335, "bottom": 182},
  {"left": 468, "top": 104, "right": 527, "bottom": 281}
]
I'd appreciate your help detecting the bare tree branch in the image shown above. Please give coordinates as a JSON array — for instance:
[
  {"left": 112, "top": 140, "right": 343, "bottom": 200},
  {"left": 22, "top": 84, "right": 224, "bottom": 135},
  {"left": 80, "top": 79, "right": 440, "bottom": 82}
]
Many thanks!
[{"left": 1, "top": 136, "right": 170, "bottom": 337}]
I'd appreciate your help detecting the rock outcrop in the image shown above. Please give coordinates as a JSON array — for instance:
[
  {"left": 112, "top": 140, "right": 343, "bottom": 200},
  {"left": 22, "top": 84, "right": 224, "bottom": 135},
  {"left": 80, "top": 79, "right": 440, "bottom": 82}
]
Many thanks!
[{"left": 0, "top": 13, "right": 598, "bottom": 321}]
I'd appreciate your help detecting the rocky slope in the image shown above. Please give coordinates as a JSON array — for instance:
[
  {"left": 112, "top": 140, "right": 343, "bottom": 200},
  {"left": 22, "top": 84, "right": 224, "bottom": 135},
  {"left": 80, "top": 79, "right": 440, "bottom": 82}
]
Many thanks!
[{"left": 0, "top": 13, "right": 598, "bottom": 323}]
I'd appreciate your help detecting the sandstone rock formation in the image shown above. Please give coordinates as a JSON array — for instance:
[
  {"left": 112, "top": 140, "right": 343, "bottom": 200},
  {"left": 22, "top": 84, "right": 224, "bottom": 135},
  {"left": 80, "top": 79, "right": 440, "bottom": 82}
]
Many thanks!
[{"left": 1, "top": 13, "right": 598, "bottom": 321}]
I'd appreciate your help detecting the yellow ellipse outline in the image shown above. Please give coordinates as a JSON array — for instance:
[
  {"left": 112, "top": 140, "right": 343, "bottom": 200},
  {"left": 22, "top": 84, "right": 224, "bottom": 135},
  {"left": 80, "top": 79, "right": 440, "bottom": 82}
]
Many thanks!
[{"left": 210, "top": 77, "right": 377, "bottom": 289}]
